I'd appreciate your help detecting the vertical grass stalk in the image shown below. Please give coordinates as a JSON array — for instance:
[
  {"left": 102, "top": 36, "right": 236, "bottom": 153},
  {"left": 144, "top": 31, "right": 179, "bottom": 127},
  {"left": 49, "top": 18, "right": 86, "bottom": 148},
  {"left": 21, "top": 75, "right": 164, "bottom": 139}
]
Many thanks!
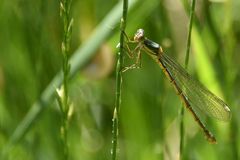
[
  {"left": 111, "top": 0, "right": 128, "bottom": 159},
  {"left": 2, "top": 1, "right": 138, "bottom": 157},
  {"left": 57, "top": 0, "right": 73, "bottom": 159},
  {"left": 180, "top": 0, "right": 195, "bottom": 159}
]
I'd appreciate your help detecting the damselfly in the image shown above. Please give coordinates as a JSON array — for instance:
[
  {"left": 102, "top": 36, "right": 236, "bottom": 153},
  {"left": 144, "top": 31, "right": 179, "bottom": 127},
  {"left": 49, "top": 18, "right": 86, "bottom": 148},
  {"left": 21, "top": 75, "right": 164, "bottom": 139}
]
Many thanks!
[{"left": 123, "top": 29, "right": 231, "bottom": 143}]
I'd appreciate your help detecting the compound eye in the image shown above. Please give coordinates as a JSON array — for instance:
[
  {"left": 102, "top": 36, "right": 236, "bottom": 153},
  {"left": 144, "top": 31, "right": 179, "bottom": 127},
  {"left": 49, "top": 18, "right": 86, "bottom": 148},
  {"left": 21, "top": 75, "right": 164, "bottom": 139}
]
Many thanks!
[{"left": 134, "top": 28, "right": 145, "bottom": 41}]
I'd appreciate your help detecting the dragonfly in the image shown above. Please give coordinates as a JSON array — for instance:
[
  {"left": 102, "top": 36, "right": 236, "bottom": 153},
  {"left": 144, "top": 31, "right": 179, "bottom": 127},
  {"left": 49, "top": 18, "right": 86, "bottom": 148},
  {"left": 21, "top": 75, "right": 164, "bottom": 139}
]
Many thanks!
[{"left": 122, "top": 29, "right": 231, "bottom": 143}]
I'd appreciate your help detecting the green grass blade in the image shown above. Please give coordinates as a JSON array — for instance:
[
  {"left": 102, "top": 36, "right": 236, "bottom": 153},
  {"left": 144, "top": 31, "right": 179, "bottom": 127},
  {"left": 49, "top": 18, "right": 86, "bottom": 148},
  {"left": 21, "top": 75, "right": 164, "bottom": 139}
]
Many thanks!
[{"left": 2, "top": 0, "right": 138, "bottom": 155}]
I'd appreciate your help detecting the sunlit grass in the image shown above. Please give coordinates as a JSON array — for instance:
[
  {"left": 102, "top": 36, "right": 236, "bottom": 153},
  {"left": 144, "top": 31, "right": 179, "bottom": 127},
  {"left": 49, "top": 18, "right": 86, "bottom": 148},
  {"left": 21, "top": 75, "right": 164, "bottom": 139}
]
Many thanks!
[{"left": 0, "top": 0, "right": 239, "bottom": 159}]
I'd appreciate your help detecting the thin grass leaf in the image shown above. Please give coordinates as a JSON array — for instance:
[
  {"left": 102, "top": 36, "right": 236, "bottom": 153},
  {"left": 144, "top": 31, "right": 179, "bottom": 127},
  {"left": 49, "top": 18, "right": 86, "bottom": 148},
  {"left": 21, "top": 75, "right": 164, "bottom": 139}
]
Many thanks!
[{"left": 1, "top": 0, "right": 139, "bottom": 155}]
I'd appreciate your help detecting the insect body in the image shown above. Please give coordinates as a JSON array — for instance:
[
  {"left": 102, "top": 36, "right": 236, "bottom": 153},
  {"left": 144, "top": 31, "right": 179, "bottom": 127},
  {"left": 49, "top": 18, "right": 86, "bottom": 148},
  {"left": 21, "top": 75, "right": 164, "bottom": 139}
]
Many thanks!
[{"left": 125, "top": 29, "right": 231, "bottom": 143}]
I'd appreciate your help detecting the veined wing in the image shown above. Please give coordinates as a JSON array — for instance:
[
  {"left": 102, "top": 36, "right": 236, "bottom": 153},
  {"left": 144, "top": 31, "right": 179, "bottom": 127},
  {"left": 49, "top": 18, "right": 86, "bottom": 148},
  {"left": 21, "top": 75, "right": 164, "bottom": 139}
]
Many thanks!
[{"left": 159, "top": 53, "right": 231, "bottom": 121}]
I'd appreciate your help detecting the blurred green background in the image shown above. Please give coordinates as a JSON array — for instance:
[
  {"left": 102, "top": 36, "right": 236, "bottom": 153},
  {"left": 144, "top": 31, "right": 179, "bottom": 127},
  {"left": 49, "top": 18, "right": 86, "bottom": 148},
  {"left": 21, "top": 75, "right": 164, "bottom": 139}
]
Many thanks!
[{"left": 0, "top": 0, "right": 240, "bottom": 159}]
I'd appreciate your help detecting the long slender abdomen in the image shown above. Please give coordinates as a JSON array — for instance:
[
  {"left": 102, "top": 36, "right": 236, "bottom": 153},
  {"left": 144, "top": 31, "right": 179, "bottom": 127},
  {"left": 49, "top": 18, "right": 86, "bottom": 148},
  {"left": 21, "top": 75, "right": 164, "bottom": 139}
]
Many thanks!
[{"left": 156, "top": 56, "right": 216, "bottom": 143}]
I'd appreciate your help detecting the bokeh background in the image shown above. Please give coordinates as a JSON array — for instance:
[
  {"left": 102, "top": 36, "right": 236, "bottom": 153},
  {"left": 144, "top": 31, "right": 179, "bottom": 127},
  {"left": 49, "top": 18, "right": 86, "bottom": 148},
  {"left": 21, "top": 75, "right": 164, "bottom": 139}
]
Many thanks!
[{"left": 0, "top": 0, "right": 240, "bottom": 159}]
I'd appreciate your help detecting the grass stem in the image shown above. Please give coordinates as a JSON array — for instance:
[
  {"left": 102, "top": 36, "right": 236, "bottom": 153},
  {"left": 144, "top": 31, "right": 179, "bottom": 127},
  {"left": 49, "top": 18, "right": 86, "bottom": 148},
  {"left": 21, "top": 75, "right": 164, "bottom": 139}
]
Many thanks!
[
  {"left": 111, "top": 0, "right": 128, "bottom": 159},
  {"left": 57, "top": 0, "right": 73, "bottom": 159},
  {"left": 2, "top": 1, "right": 138, "bottom": 155},
  {"left": 180, "top": 0, "right": 195, "bottom": 159}
]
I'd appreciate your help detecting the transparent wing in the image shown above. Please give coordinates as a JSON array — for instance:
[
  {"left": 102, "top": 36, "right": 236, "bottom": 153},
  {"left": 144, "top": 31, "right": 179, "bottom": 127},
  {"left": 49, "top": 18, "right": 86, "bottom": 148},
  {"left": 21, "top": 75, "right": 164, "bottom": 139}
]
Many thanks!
[{"left": 159, "top": 53, "right": 231, "bottom": 121}]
